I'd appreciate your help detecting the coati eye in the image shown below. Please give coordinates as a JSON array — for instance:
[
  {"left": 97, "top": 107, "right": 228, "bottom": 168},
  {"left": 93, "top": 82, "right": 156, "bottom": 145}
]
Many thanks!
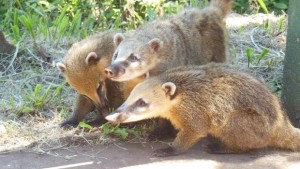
[
  {"left": 136, "top": 98, "right": 147, "bottom": 107},
  {"left": 112, "top": 52, "right": 118, "bottom": 61},
  {"left": 128, "top": 53, "right": 139, "bottom": 62}
]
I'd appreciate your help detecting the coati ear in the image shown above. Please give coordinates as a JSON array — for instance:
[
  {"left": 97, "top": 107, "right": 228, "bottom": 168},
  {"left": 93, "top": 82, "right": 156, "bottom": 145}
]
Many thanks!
[
  {"left": 85, "top": 52, "right": 100, "bottom": 65},
  {"left": 148, "top": 38, "right": 163, "bottom": 52},
  {"left": 56, "top": 62, "right": 66, "bottom": 72},
  {"left": 114, "top": 33, "right": 125, "bottom": 46},
  {"left": 162, "top": 82, "right": 176, "bottom": 97}
]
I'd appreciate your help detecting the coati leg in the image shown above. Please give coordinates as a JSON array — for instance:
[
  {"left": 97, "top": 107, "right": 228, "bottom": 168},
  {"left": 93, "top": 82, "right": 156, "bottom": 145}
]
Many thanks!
[
  {"left": 148, "top": 118, "right": 177, "bottom": 141},
  {"left": 87, "top": 105, "right": 109, "bottom": 127},
  {"left": 152, "top": 130, "right": 206, "bottom": 157},
  {"left": 202, "top": 136, "right": 237, "bottom": 154},
  {"left": 61, "top": 94, "right": 95, "bottom": 128}
]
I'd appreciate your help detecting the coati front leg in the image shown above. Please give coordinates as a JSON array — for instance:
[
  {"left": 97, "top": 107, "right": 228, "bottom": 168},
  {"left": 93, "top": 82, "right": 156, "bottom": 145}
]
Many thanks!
[
  {"left": 148, "top": 119, "right": 177, "bottom": 140},
  {"left": 61, "top": 94, "right": 95, "bottom": 128},
  {"left": 152, "top": 129, "right": 206, "bottom": 157}
]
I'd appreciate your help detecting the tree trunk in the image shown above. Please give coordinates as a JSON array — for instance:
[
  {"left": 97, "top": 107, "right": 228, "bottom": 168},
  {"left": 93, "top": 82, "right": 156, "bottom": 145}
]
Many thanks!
[{"left": 282, "top": 0, "right": 300, "bottom": 127}]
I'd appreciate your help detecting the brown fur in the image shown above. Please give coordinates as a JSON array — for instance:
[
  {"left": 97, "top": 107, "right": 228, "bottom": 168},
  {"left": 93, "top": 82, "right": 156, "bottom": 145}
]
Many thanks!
[
  {"left": 105, "top": 0, "right": 232, "bottom": 81},
  {"left": 106, "top": 63, "right": 300, "bottom": 157},
  {"left": 56, "top": 31, "right": 144, "bottom": 127}
]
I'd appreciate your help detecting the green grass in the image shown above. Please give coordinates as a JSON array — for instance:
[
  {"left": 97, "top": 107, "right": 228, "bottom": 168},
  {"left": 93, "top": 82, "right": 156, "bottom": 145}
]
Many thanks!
[
  {"left": 1, "top": 0, "right": 289, "bottom": 45},
  {"left": 6, "top": 82, "right": 66, "bottom": 115},
  {"left": 101, "top": 122, "right": 152, "bottom": 141}
]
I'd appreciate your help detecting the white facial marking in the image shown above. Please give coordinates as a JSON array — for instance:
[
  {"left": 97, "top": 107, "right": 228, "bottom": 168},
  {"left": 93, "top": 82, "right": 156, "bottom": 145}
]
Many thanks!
[
  {"left": 114, "top": 56, "right": 127, "bottom": 62},
  {"left": 130, "top": 62, "right": 140, "bottom": 68},
  {"left": 105, "top": 113, "right": 119, "bottom": 122},
  {"left": 122, "top": 113, "right": 151, "bottom": 123},
  {"left": 111, "top": 70, "right": 146, "bottom": 82},
  {"left": 145, "top": 72, "right": 150, "bottom": 78}
]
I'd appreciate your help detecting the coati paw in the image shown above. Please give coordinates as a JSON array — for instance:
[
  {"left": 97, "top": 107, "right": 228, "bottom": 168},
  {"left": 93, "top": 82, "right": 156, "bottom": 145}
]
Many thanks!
[
  {"left": 202, "top": 141, "right": 234, "bottom": 154},
  {"left": 151, "top": 147, "right": 179, "bottom": 157},
  {"left": 60, "top": 120, "right": 79, "bottom": 129}
]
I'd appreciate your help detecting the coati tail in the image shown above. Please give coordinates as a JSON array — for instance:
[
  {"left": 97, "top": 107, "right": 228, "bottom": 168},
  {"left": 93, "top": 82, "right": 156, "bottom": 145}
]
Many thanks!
[{"left": 273, "top": 123, "right": 300, "bottom": 151}]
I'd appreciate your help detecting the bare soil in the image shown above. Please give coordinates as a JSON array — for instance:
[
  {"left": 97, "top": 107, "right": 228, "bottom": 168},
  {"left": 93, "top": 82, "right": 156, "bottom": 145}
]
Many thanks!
[{"left": 1, "top": 141, "right": 300, "bottom": 169}]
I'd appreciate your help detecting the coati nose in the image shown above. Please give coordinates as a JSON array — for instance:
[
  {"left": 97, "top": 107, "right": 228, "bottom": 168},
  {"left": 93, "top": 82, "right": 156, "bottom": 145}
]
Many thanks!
[
  {"left": 104, "top": 67, "right": 116, "bottom": 78},
  {"left": 105, "top": 64, "right": 126, "bottom": 78}
]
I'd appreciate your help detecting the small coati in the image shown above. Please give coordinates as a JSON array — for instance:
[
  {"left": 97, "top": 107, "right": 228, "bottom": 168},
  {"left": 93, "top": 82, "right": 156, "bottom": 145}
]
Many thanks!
[
  {"left": 104, "top": 0, "right": 232, "bottom": 81},
  {"left": 106, "top": 63, "right": 300, "bottom": 157},
  {"left": 56, "top": 31, "right": 144, "bottom": 127}
]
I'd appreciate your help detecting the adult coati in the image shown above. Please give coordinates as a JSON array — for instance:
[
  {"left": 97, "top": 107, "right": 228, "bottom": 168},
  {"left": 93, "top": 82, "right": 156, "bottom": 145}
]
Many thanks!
[
  {"left": 56, "top": 31, "right": 144, "bottom": 127},
  {"left": 106, "top": 63, "right": 300, "bottom": 157},
  {"left": 105, "top": 0, "right": 232, "bottom": 81}
]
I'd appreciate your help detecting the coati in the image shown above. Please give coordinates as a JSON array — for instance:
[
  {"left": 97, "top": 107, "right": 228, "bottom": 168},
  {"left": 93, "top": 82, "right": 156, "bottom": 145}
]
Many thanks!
[
  {"left": 56, "top": 31, "right": 145, "bottom": 127},
  {"left": 106, "top": 63, "right": 300, "bottom": 157},
  {"left": 104, "top": 0, "right": 232, "bottom": 81}
]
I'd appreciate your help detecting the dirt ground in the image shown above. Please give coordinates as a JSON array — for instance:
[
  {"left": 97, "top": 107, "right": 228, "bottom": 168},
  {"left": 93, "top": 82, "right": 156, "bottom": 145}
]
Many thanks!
[{"left": 1, "top": 140, "right": 300, "bottom": 169}]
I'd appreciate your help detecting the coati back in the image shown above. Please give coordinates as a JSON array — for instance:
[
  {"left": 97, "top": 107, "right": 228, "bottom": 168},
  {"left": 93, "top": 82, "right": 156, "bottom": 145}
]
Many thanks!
[
  {"left": 106, "top": 63, "right": 300, "bottom": 157},
  {"left": 104, "top": 0, "right": 232, "bottom": 81},
  {"left": 56, "top": 31, "right": 144, "bottom": 127}
]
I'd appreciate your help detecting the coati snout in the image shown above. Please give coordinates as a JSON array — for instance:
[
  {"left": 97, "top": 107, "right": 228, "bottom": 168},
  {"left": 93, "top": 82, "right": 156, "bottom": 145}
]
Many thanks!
[
  {"left": 105, "top": 109, "right": 129, "bottom": 123},
  {"left": 104, "top": 62, "right": 127, "bottom": 78}
]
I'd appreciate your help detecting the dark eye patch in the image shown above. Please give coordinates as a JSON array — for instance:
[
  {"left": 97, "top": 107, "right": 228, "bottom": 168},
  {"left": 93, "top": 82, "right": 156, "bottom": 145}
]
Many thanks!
[
  {"left": 113, "top": 51, "right": 118, "bottom": 61},
  {"left": 128, "top": 53, "right": 139, "bottom": 62},
  {"left": 135, "top": 98, "right": 148, "bottom": 107}
]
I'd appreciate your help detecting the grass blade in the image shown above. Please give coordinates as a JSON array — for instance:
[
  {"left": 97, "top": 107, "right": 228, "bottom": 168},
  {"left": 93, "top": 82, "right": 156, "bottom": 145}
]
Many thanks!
[
  {"left": 246, "top": 48, "right": 254, "bottom": 67},
  {"left": 256, "top": 49, "right": 269, "bottom": 65},
  {"left": 257, "top": 0, "right": 269, "bottom": 14}
]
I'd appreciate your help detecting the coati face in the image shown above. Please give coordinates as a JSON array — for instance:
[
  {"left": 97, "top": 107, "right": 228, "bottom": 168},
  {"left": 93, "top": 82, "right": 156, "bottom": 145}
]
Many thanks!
[
  {"left": 104, "top": 33, "right": 163, "bottom": 82},
  {"left": 105, "top": 79, "right": 177, "bottom": 123},
  {"left": 56, "top": 43, "right": 112, "bottom": 111}
]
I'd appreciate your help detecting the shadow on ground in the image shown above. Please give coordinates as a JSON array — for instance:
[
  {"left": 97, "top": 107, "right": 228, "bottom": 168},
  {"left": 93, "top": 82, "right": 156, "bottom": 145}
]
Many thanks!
[{"left": 1, "top": 141, "right": 300, "bottom": 169}]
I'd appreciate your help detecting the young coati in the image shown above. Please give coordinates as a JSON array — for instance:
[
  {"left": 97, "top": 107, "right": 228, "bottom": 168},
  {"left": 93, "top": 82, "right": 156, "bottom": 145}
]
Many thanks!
[
  {"left": 106, "top": 63, "right": 300, "bottom": 157},
  {"left": 56, "top": 31, "right": 145, "bottom": 127},
  {"left": 104, "top": 0, "right": 232, "bottom": 81}
]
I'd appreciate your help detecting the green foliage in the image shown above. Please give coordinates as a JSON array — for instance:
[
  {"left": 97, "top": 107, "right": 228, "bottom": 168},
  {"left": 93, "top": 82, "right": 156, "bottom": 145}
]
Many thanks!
[
  {"left": 0, "top": 0, "right": 190, "bottom": 44},
  {"left": 262, "top": 0, "right": 289, "bottom": 12},
  {"left": 246, "top": 48, "right": 254, "bottom": 67},
  {"left": 262, "top": 17, "right": 287, "bottom": 36},
  {"left": 0, "top": 0, "right": 97, "bottom": 44},
  {"left": 79, "top": 121, "right": 93, "bottom": 130},
  {"left": 234, "top": 0, "right": 251, "bottom": 13},
  {"left": 101, "top": 123, "right": 141, "bottom": 140},
  {"left": 234, "top": 0, "right": 289, "bottom": 14},
  {"left": 257, "top": 0, "right": 269, "bottom": 13},
  {"left": 245, "top": 48, "right": 269, "bottom": 67},
  {"left": 16, "top": 82, "right": 66, "bottom": 114},
  {"left": 0, "top": 0, "right": 289, "bottom": 45}
]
